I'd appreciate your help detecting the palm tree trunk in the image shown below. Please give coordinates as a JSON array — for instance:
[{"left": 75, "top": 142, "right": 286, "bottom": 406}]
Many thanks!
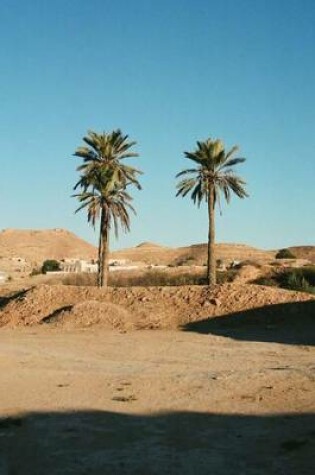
[
  {"left": 100, "top": 206, "right": 110, "bottom": 288},
  {"left": 97, "top": 211, "right": 104, "bottom": 287},
  {"left": 207, "top": 184, "right": 216, "bottom": 286}
]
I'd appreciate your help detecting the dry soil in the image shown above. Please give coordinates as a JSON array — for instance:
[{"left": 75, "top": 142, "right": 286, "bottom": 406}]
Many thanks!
[{"left": 0, "top": 283, "right": 314, "bottom": 474}]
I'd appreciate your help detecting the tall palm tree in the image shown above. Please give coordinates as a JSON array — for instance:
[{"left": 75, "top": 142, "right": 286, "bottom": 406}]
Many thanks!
[
  {"left": 73, "top": 130, "right": 142, "bottom": 287},
  {"left": 176, "top": 137, "right": 248, "bottom": 286}
]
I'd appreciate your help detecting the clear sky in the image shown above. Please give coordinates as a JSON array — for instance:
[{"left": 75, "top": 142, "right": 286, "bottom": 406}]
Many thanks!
[{"left": 0, "top": 0, "right": 314, "bottom": 250}]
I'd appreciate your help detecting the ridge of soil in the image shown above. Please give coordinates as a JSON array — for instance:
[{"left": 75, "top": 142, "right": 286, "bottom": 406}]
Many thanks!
[{"left": 0, "top": 283, "right": 313, "bottom": 330}]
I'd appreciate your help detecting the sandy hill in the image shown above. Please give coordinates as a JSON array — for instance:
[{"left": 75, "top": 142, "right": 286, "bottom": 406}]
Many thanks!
[
  {"left": 288, "top": 246, "right": 315, "bottom": 263},
  {"left": 0, "top": 228, "right": 97, "bottom": 263},
  {"left": 1, "top": 228, "right": 312, "bottom": 268},
  {"left": 111, "top": 242, "right": 275, "bottom": 265}
]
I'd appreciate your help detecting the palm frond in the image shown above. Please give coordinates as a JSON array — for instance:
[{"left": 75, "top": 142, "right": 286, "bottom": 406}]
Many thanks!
[
  {"left": 176, "top": 136, "right": 248, "bottom": 210},
  {"left": 176, "top": 177, "right": 199, "bottom": 197},
  {"left": 224, "top": 145, "right": 239, "bottom": 161},
  {"left": 221, "top": 157, "right": 246, "bottom": 169},
  {"left": 175, "top": 168, "right": 199, "bottom": 178}
]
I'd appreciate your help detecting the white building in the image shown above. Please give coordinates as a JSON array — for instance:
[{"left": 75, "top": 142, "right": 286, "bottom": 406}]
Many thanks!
[{"left": 60, "top": 259, "right": 98, "bottom": 273}]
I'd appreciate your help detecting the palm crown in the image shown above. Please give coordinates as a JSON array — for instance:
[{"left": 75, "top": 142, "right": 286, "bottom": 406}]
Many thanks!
[
  {"left": 73, "top": 129, "right": 141, "bottom": 287},
  {"left": 176, "top": 138, "right": 248, "bottom": 208},
  {"left": 73, "top": 167, "right": 135, "bottom": 237},
  {"left": 74, "top": 129, "right": 142, "bottom": 191}
]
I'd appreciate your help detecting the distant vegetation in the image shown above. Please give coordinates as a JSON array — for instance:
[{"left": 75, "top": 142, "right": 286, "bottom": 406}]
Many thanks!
[
  {"left": 62, "top": 269, "right": 238, "bottom": 287},
  {"left": 253, "top": 266, "right": 315, "bottom": 295},
  {"left": 41, "top": 260, "right": 61, "bottom": 274},
  {"left": 275, "top": 248, "right": 296, "bottom": 259},
  {"left": 174, "top": 255, "right": 197, "bottom": 266}
]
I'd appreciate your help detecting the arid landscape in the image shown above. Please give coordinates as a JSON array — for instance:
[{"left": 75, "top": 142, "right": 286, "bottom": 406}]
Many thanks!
[
  {"left": 2, "top": 0, "right": 315, "bottom": 473},
  {"left": 0, "top": 230, "right": 314, "bottom": 474}
]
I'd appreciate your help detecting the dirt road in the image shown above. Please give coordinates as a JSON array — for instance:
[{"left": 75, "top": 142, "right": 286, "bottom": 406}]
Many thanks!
[{"left": 0, "top": 327, "right": 314, "bottom": 474}]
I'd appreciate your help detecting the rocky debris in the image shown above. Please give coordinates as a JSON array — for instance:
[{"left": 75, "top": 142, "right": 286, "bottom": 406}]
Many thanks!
[
  {"left": 0, "top": 282, "right": 314, "bottom": 330},
  {"left": 42, "top": 300, "right": 134, "bottom": 330}
]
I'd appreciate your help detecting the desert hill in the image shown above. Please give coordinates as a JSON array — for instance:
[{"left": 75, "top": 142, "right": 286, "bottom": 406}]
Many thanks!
[
  {"left": 111, "top": 242, "right": 275, "bottom": 265},
  {"left": 0, "top": 228, "right": 97, "bottom": 263},
  {"left": 0, "top": 228, "right": 313, "bottom": 268},
  {"left": 288, "top": 246, "right": 315, "bottom": 263}
]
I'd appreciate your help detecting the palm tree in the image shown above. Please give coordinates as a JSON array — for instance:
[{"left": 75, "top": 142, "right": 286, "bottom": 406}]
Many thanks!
[
  {"left": 176, "top": 137, "right": 248, "bottom": 286},
  {"left": 73, "top": 130, "right": 142, "bottom": 287}
]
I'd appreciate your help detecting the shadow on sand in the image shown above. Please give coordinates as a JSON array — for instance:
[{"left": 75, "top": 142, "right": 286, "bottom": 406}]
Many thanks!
[
  {"left": 183, "top": 300, "right": 315, "bottom": 346},
  {"left": 0, "top": 410, "right": 314, "bottom": 474},
  {"left": 0, "top": 289, "right": 29, "bottom": 311}
]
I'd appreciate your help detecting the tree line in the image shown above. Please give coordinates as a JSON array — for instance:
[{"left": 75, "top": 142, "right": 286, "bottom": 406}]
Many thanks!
[{"left": 72, "top": 129, "right": 248, "bottom": 288}]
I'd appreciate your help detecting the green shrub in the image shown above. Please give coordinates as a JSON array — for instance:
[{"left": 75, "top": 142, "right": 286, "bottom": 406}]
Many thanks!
[
  {"left": 300, "top": 266, "right": 315, "bottom": 286},
  {"left": 279, "top": 267, "right": 315, "bottom": 294},
  {"left": 275, "top": 248, "right": 296, "bottom": 259},
  {"left": 253, "top": 266, "right": 315, "bottom": 294},
  {"left": 252, "top": 276, "right": 277, "bottom": 287},
  {"left": 41, "top": 259, "right": 61, "bottom": 274}
]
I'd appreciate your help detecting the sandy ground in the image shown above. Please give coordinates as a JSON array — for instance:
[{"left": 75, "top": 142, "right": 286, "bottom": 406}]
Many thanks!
[{"left": 0, "top": 324, "right": 314, "bottom": 474}]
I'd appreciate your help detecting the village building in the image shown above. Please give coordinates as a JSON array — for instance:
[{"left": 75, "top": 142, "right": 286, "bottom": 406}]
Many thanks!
[{"left": 60, "top": 259, "right": 98, "bottom": 273}]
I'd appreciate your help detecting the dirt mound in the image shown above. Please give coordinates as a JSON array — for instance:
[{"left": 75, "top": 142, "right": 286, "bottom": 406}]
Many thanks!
[
  {"left": 0, "top": 228, "right": 97, "bottom": 263},
  {"left": 0, "top": 283, "right": 314, "bottom": 330},
  {"left": 43, "top": 300, "right": 133, "bottom": 330}
]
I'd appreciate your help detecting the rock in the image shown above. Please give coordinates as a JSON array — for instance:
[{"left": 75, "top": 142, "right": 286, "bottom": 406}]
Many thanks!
[
  {"left": 210, "top": 298, "right": 221, "bottom": 307},
  {"left": 140, "top": 296, "right": 149, "bottom": 302}
]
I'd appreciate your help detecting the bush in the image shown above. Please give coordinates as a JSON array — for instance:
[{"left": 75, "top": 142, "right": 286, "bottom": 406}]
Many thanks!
[
  {"left": 175, "top": 256, "right": 196, "bottom": 266},
  {"left": 251, "top": 276, "right": 277, "bottom": 287},
  {"left": 110, "top": 270, "right": 206, "bottom": 286},
  {"left": 62, "top": 273, "right": 97, "bottom": 286},
  {"left": 275, "top": 248, "right": 296, "bottom": 259},
  {"left": 300, "top": 266, "right": 315, "bottom": 286},
  {"left": 216, "top": 270, "right": 238, "bottom": 284},
  {"left": 279, "top": 267, "right": 315, "bottom": 294},
  {"left": 62, "top": 268, "right": 238, "bottom": 287},
  {"left": 41, "top": 259, "right": 61, "bottom": 274},
  {"left": 253, "top": 266, "right": 315, "bottom": 294},
  {"left": 30, "top": 268, "right": 41, "bottom": 276}
]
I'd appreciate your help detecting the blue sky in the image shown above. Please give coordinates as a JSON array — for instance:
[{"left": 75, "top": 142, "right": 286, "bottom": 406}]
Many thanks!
[{"left": 0, "top": 0, "right": 314, "bottom": 250}]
